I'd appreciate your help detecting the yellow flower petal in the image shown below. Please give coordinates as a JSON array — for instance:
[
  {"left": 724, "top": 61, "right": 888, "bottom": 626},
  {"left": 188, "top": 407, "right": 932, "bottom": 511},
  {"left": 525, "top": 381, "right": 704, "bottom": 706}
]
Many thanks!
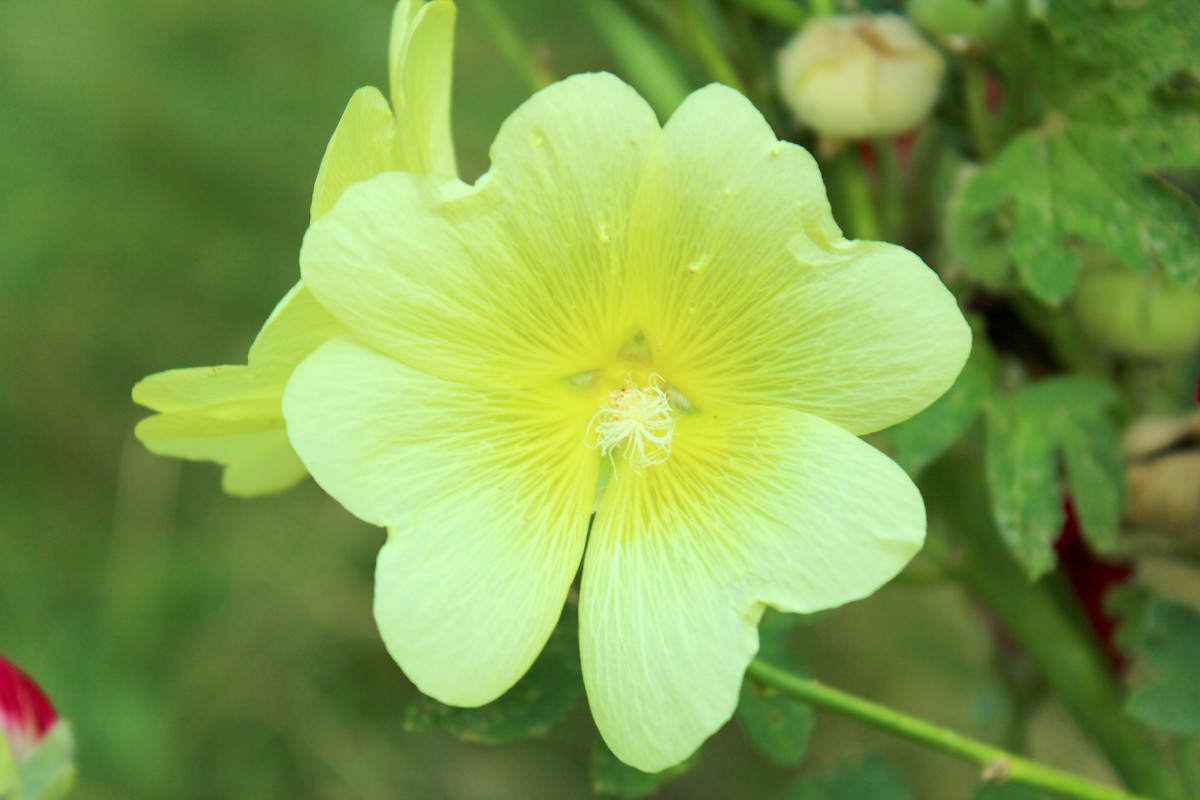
[
  {"left": 134, "top": 0, "right": 456, "bottom": 494},
  {"left": 132, "top": 285, "right": 344, "bottom": 496},
  {"left": 310, "top": 87, "right": 400, "bottom": 221},
  {"left": 389, "top": 0, "right": 458, "bottom": 178},
  {"left": 282, "top": 336, "right": 599, "bottom": 704},
  {"left": 300, "top": 73, "right": 661, "bottom": 388},
  {"left": 581, "top": 406, "right": 925, "bottom": 771},
  {"left": 245, "top": 282, "right": 345, "bottom": 376},
  {"left": 134, "top": 400, "right": 307, "bottom": 497},
  {"left": 627, "top": 84, "right": 970, "bottom": 434}
]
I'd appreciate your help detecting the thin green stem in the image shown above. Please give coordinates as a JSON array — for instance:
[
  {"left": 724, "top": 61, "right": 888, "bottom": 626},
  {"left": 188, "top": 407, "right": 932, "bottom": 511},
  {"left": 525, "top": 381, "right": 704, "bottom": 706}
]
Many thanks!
[
  {"left": 722, "top": 0, "right": 807, "bottom": 27},
  {"left": 925, "top": 455, "right": 1189, "bottom": 800},
  {"left": 747, "top": 660, "right": 1151, "bottom": 800},
  {"left": 466, "top": 0, "right": 555, "bottom": 93},
  {"left": 964, "top": 58, "right": 996, "bottom": 161},
  {"left": 835, "top": 148, "right": 881, "bottom": 241},
  {"left": 873, "top": 137, "right": 903, "bottom": 240},
  {"left": 672, "top": 0, "right": 746, "bottom": 92},
  {"left": 808, "top": 0, "right": 836, "bottom": 18}
]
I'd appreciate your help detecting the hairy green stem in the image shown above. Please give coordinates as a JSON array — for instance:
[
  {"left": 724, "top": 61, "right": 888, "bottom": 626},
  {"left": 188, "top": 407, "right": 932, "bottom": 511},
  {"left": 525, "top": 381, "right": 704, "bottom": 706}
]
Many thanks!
[
  {"left": 926, "top": 456, "right": 1188, "bottom": 800},
  {"left": 747, "top": 659, "right": 1151, "bottom": 800}
]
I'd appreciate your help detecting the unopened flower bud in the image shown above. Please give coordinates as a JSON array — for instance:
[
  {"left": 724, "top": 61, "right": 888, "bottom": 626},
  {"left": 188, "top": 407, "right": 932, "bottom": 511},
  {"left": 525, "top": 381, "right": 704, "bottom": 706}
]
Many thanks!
[
  {"left": 1072, "top": 268, "right": 1200, "bottom": 359},
  {"left": 0, "top": 656, "right": 57, "bottom": 765},
  {"left": 1124, "top": 412, "right": 1200, "bottom": 557},
  {"left": 0, "top": 656, "right": 74, "bottom": 800},
  {"left": 777, "top": 13, "right": 945, "bottom": 139}
]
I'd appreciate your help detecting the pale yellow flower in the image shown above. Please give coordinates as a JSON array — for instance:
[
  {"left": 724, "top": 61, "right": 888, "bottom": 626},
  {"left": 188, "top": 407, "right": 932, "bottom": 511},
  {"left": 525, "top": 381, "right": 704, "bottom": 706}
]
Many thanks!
[
  {"left": 282, "top": 73, "right": 970, "bottom": 770},
  {"left": 778, "top": 13, "right": 945, "bottom": 139},
  {"left": 132, "top": 0, "right": 457, "bottom": 495}
]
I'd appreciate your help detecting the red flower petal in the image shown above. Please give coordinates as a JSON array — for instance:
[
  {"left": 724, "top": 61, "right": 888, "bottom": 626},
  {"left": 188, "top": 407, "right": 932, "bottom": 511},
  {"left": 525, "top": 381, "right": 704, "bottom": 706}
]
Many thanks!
[{"left": 0, "top": 655, "right": 57, "bottom": 746}]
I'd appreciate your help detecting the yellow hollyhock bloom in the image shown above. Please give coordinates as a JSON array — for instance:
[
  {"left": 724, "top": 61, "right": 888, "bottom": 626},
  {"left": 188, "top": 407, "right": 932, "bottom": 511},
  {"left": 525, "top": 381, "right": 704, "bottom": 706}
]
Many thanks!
[
  {"left": 132, "top": 0, "right": 457, "bottom": 495},
  {"left": 283, "top": 74, "right": 970, "bottom": 770}
]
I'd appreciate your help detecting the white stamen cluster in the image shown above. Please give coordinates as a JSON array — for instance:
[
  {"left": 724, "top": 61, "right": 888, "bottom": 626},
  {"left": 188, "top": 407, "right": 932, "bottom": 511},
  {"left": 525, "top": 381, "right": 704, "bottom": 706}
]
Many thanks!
[{"left": 585, "top": 375, "right": 675, "bottom": 471}]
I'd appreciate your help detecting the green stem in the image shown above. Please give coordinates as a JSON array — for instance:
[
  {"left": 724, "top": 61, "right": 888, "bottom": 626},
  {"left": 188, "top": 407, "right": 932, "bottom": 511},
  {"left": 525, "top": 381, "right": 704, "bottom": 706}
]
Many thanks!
[
  {"left": 926, "top": 456, "right": 1189, "bottom": 800},
  {"left": 747, "top": 659, "right": 1151, "bottom": 800},
  {"left": 467, "top": 0, "right": 555, "bottom": 93},
  {"left": 964, "top": 58, "right": 996, "bottom": 161},
  {"left": 835, "top": 148, "right": 881, "bottom": 241},
  {"left": 723, "top": 0, "right": 807, "bottom": 27},
  {"left": 672, "top": 0, "right": 746, "bottom": 92},
  {"left": 873, "top": 137, "right": 903, "bottom": 240},
  {"left": 808, "top": 0, "right": 836, "bottom": 17}
]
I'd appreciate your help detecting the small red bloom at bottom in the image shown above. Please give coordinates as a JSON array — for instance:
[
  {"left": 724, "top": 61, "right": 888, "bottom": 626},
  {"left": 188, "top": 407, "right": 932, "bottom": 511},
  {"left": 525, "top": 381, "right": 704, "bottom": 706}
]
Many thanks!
[{"left": 0, "top": 655, "right": 58, "bottom": 762}]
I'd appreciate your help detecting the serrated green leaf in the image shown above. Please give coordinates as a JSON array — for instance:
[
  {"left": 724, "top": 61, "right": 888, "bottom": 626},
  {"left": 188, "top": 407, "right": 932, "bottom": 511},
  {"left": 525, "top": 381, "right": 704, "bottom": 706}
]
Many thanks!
[
  {"left": 886, "top": 330, "right": 995, "bottom": 476},
  {"left": 950, "top": 0, "right": 1200, "bottom": 296},
  {"left": 1119, "top": 597, "right": 1200, "bottom": 736},
  {"left": 403, "top": 604, "right": 583, "bottom": 743},
  {"left": 590, "top": 737, "right": 699, "bottom": 799},
  {"left": 776, "top": 754, "right": 913, "bottom": 800},
  {"left": 1032, "top": 0, "right": 1200, "bottom": 129},
  {"left": 738, "top": 610, "right": 813, "bottom": 766},
  {"left": 984, "top": 377, "right": 1123, "bottom": 579}
]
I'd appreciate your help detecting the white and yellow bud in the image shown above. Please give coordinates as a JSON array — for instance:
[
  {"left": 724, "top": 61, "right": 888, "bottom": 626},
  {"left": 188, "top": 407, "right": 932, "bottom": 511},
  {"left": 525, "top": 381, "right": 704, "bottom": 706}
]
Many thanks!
[{"left": 777, "top": 13, "right": 945, "bottom": 139}]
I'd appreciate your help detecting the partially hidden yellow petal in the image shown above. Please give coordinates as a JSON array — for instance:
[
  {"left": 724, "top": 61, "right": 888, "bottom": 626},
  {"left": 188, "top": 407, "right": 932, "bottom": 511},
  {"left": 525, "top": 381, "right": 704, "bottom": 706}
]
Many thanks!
[
  {"left": 581, "top": 406, "right": 925, "bottom": 771},
  {"left": 282, "top": 336, "right": 598, "bottom": 704},
  {"left": 132, "top": 282, "right": 341, "bottom": 495},
  {"left": 310, "top": 86, "right": 400, "bottom": 222},
  {"left": 134, "top": 397, "right": 308, "bottom": 497},
  {"left": 628, "top": 83, "right": 969, "bottom": 434},
  {"left": 246, "top": 282, "right": 345, "bottom": 376},
  {"left": 300, "top": 73, "right": 660, "bottom": 388},
  {"left": 390, "top": 0, "right": 458, "bottom": 177}
]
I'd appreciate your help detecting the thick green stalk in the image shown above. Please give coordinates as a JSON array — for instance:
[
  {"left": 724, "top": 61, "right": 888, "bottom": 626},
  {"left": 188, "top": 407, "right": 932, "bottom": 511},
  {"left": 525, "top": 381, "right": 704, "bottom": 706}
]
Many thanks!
[
  {"left": 926, "top": 456, "right": 1187, "bottom": 800},
  {"left": 747, "top": 660, "right": 1150, "bottom": 800},
  {"left": 834, "top": 148, "right": 881, "bottom": 241}
]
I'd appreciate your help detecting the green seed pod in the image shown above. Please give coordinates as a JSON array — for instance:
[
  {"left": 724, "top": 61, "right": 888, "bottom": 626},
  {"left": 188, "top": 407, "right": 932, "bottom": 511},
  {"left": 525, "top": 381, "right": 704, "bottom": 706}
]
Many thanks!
[{"left": 1072, "top": 268, "right": 1200, "bottom": 358}]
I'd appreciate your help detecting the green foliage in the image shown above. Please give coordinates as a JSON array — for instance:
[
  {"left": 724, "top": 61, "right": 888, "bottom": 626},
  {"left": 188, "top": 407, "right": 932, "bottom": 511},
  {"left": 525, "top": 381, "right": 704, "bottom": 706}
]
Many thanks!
[
  {"left": 885, "top": 326, "right": 995, "bottom": 476},
  {"left": 404, "top": 605, "right": 583, "bottom": 743},
  {"left": 948, "top": 0, "right": 1200, "bottom": 302},
  {"left": 775, "top": 754, "right": 913, "bottom": 800},
  {"left": 984, "top": 377, "right": 1123, "bottom": 579},
  {"left": 590, "top": 738, "right": 699, "bottom": 799},
  {"left": 1115, "top": 593, "right": 1200, "bottom": 737},
  {"left": 738, "top": 610, "right": 814, "bottom": 766}
]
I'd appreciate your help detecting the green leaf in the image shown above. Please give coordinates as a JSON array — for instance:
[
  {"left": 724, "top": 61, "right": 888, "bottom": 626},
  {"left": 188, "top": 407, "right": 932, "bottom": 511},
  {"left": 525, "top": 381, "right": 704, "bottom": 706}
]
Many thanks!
[
  {"left": 1032, "top": 0, "right": 1200, "bottom": 131},
  {"left": 984, "top": 377, "right": 1123, "bottom": 579},
  {"left": 1117, "top": 595, "right": 1200, "bottom": 736},
  {"left": 590, "top": 737, "right": 699, "bottom": 799},
  {"left": 738, "top": 610, "right": 814, "bottom": 766},
  {"left": 949, "top": 0, "right": 1200, "bottom": 297},
  {"left": 885, "top": 327, "right": 995, "bottom": 476},
  {"left": 403, "top": 604, "right": 583, "bottom": 743},
  {"left": 776, "top": 754, "right": 913, "bottom": 800}
]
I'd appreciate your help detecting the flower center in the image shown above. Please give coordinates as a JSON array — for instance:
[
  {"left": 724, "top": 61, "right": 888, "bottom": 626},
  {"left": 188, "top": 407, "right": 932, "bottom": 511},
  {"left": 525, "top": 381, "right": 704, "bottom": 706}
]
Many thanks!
[{"left": 585, "top": 374, "right": 675, "bottom": 471}]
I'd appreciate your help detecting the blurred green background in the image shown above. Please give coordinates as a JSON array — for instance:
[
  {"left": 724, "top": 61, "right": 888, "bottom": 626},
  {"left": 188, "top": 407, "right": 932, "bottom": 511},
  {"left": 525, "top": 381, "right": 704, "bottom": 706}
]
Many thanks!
[{"left": 0, "top": 1, "right": 1119, "bottom": 798}]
